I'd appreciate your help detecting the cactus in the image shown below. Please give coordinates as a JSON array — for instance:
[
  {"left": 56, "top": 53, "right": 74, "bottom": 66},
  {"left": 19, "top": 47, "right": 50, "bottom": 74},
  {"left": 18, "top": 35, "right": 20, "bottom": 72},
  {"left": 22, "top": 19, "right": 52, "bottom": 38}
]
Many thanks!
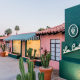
[
  {"left": 25, "top": 73, "right": 30, "bottom": 80},
  {"left": 16, "top": 57, "right": 36, "bottom": 80},
  {"left": 38, "top": 72, "right": 44, "bottom": 80},
  {"left": 26, "top": 48, "right": 33, "bottom": 59},
  {"left": 19, "top": 57, "right": 26, "bottom": 80},
  {"left": 40, "top": 52, "right": 51, "bottom": 68},
  {"left": 33, "top": 49, "right": 37, "bottom": 59},
  {"left": 16, "top": 74, "right": 22, "bottom": 80},
  {"left": 26, "top": 59, "right": 36, "bottom": 80},
  {"left": 26, "top": 48, "right": 37, "bottom": 59},
  {"left": 0, "top": 44, "right": 5, "bottom": 52}
]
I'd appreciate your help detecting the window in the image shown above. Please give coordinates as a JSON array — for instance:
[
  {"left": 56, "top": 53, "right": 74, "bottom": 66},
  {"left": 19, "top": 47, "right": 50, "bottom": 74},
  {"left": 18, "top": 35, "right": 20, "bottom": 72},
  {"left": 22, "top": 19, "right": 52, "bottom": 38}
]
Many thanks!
[
  {"left": 50, "top": 39, "right": 60, "bottom": 61},
  {"left": 27, "top": 40, "right": 40, "bottom": 58},
  {"left": 13, "top": 40, "right": 21, "bottom": 54},
  {"left": 5, "top": 41, "right": 9, "bottom": 51}
]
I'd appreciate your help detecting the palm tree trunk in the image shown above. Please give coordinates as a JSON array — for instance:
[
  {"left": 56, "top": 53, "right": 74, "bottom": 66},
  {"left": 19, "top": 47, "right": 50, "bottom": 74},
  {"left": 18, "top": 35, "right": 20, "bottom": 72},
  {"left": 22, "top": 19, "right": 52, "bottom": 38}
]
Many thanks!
[
  {"left": 16, "top": 31, "right": 17, "bottom": 35},
  {"left": 7, "top": 34, "right": 10, "bottom": 37}
]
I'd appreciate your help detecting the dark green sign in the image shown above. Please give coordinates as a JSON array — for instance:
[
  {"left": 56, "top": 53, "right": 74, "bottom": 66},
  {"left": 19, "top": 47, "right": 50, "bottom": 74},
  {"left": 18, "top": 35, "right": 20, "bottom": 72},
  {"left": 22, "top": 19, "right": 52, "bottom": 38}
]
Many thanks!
[{"left": 59, "top": 4, "right": 80, "bottom": 80}]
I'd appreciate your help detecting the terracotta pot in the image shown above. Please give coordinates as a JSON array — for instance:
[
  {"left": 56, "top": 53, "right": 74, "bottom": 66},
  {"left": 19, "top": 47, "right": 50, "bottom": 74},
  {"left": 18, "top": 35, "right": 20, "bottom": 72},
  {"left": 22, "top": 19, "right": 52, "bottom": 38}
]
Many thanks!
[
  {"left": 1, "top": 52, "right": 6, "bottom": 57},
  {"left": 39, "top": 66, "right": 53, "bottom": 80},
  {"left": 26, "top": 59, "right": 36, "bottom": 68}
]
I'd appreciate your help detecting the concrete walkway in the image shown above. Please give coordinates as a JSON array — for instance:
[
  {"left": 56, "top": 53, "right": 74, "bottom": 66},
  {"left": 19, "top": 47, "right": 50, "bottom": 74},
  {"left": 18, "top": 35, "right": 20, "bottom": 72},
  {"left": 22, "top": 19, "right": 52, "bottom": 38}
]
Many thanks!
[{"left": 0, "top": 56, "right": 54, "bottom": 80}]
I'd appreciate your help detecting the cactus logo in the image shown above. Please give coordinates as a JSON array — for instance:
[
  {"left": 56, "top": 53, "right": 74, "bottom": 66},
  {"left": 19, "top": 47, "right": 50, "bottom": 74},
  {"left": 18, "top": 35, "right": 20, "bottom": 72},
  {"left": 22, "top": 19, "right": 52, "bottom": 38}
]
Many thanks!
[{"left": 68, "top": 24, "right": 78, "bottom": 37}]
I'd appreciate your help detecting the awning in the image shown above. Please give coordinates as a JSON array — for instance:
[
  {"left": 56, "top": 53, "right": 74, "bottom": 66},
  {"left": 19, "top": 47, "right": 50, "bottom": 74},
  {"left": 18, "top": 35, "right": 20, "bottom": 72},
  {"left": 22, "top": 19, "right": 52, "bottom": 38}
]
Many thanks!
[{"left": 4, "top": 33, "right": 38, "bottom": 41}]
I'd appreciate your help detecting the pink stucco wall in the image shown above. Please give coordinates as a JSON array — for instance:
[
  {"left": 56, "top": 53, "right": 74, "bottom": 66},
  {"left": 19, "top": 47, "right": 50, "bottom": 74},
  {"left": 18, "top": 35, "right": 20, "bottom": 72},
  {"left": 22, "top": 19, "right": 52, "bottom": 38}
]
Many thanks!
[
  {"left": 40, "top": 32, "right": 65, "bottom": 70},
  {"left": 0, "top": 40, "right": 12, "bottom": 53}
]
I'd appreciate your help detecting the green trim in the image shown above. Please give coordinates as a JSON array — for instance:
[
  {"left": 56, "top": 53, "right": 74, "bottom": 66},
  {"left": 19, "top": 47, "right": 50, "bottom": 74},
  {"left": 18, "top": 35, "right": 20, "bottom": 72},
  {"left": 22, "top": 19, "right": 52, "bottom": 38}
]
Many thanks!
[
  {"left": 12, "top": 41, "right": 13, "bottom": 52},
  {"left": 20, "top": 41, "right": 22, "bottom": 56},
  {"left": 25, "top": 40, "right": 27, "bottom": 57},
  {"left": 8, "top": 53, "right": 21, "bottom": 59}
]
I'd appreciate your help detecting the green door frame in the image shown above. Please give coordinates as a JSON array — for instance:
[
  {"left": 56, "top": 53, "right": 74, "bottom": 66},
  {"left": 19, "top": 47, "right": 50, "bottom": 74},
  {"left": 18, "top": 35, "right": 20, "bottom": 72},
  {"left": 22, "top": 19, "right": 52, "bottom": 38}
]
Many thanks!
[
  {"left": 25, "top": 40, "right": 27, "bottom": 57},
  {"left": 20, "top": 40, "right": 22, "bottom": 56},
  {"left": 12, "top": 40, "right": 13, "bottom": 52}
]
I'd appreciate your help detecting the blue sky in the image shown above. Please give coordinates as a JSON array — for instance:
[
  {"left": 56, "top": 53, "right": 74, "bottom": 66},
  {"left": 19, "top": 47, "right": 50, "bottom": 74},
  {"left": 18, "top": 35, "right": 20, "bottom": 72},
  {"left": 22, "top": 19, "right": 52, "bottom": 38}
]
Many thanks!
[{"left": 0, "top": 0, "right": 80, "bottom": 35}]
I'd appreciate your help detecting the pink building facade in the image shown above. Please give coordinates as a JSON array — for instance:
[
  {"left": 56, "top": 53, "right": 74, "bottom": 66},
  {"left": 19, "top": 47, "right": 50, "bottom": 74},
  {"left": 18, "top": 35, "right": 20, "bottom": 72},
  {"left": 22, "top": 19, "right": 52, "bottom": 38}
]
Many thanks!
[
  {"left": 3, "top": 23, "right": 65, "bottom": 69},
  {"left": 36, "top": 23, "right": 65, "bottom": 69},
  {"left": 0, "top": 37, "right": 12, "bottom": 55}
]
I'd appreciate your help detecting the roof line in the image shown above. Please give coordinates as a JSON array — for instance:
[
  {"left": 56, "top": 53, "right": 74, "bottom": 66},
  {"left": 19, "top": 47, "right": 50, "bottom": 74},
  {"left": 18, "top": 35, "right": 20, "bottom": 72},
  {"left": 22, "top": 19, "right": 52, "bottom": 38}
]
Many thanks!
[{"left": 9, "top": 32, "right": 36, "bottom": 36}]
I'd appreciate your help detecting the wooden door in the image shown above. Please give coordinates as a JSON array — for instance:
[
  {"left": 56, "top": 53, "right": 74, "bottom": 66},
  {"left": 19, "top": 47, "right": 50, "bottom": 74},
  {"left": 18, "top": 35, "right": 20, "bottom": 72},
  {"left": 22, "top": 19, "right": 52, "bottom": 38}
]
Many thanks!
[{"left": 22, "top": 41, "right": 25, "bottom": 57}]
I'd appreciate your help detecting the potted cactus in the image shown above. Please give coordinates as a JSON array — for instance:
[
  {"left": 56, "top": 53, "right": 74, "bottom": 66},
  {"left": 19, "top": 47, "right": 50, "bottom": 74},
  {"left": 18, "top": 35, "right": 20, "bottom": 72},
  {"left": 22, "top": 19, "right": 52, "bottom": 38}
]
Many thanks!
[
  {"left": 0, "top": 44, "right": 6, "bottom": 57},
  {"left": 39, "top": 52, "right": 53, "bottom": 80},
  {"left": 16, "top": 57, "right": 44, "bottom": 80},
  {"left": 26, "top": 48, "right": 37, "bottom": 68}
]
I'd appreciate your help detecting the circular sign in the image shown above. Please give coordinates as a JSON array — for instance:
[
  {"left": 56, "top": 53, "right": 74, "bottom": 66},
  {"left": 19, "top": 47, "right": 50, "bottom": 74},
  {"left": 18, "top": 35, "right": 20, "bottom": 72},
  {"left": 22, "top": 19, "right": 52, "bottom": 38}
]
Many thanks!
[{"left": 68, "top": 24, "right": 78, "bottom": 37}]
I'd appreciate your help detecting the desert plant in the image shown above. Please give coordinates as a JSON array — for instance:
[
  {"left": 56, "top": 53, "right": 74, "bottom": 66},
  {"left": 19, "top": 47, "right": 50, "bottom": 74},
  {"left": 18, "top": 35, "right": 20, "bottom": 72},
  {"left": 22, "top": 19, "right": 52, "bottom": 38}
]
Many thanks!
[
  {"left": 38, "top": 28, "right": 45, "bottom": 31},
  {"left": 16, "top": 57, "right": 36, "bottom": 80},
  {"left": 19, "top": 57, "right": 26, "bottom": 80},
  {"left": 33, "top": 49, "right": 37, "bottom": 59},
  {"left": 46, "top": 26, "right": 50, "bottom": 29},
  {"left": 26, "top": 48, "right": 37, "bottom": 60},
  {"left": 27, "top": 59, "right": 36, "bottom": 80},
  {"left": 16, "top": 74, "right": 22, "bottom": 80},
  {"left": 15, "top": 25, "right": 20, "bottom": 34},
  {"left": 17, "top": 57, "right": 44, "bottom": 80},
  {"left": 5, "top": 28, "right": 12, "bottom": 36},
  {"left": 0, "top": 44, "right": 5, "bottom": 52},
  {"left": 38, "top": 72, "right": 44, "bottom": 80},
  {"left": 43, "top": 48, "right": 49, "bottom": 56},
  {"left": 40, "top": 52, "right": 51, "bottom": 68}
]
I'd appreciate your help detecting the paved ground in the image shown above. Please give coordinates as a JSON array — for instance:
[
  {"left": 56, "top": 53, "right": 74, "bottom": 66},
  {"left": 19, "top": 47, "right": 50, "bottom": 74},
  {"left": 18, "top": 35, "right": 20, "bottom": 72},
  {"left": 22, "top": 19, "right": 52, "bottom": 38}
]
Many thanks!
[
  {"left": 52, "top": 70, "right": 66, "bottom": 80},
  {"left": 0, "top": 56, "right": 54, "bottom": 80}
]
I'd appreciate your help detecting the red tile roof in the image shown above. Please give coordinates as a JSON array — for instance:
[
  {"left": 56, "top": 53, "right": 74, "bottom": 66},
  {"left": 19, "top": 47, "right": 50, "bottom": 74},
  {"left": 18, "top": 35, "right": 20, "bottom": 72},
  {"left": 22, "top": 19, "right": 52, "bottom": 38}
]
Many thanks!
[
  {"left": 0, "top": 37, "right": 7, "bottom": 40},
  {"left": 36, "top": 23, "right": 65, "bottom": 35}
]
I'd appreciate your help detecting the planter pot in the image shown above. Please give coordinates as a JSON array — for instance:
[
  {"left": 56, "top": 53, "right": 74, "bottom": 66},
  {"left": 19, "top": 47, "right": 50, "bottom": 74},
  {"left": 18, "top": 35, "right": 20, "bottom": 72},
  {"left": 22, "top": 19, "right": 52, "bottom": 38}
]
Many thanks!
[
  {"left": 8, "top": 53, "right": 21, "bottom": 59},
  {"left": 26, "top": 59, "right": 36, "bottom": 68},
  {"left": 4, "top": 51, "right": 9, "bottom": 56},
  {"left": 1, "top": 52, "right": 6, "bottom": 57},
  {"left": 39, "top": 66, "right": 53, "bottom": 80}
]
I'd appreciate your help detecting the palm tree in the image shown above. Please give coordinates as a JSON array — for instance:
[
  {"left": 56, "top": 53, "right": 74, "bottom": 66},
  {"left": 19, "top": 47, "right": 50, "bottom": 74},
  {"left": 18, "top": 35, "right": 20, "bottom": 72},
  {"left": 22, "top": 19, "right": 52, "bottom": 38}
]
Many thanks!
[
  {"left": 38, "top": 28, "right": 45, "bottom": 31},
  {"left": 15, "top": 25, "right": 20, "bottom": 35},
  {"left": 46, "top": 26, "right": 50, "bottom": 29},
  {"left": 5, "top": 28, "right": 12, "bottom": 36}
]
